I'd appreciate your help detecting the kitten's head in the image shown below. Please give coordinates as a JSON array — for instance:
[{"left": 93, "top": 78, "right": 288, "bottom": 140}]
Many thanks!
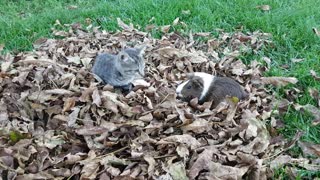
[{"left": 117, "top": 45, "right": 146, "bottom": 76}]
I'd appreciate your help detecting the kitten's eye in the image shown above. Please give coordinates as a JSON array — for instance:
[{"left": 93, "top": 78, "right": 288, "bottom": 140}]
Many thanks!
[{"left": 187, "top": 85, "right": 191, "bottom": 89}]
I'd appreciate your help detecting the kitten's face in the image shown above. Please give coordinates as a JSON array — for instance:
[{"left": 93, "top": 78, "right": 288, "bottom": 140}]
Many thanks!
[{"left": 118, "top": 46, "right": 146, "bottom": 76}]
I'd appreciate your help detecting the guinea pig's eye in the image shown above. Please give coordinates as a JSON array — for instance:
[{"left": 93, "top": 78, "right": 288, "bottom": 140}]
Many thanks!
[{"left": 187, "top": 85, "right": 191, "bottom": 89}]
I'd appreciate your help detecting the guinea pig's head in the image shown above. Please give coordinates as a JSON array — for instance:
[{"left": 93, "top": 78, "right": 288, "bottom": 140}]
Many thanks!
[{"left": 176, "top": 73, "right": 204, "bottom": 102}]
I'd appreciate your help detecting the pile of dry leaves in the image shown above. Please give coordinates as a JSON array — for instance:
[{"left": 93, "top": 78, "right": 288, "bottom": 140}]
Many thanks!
[{"left": 0, "top": 18, "right": 319, "bottom": 180}]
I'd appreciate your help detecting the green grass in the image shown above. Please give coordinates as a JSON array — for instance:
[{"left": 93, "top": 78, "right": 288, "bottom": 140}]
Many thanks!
[{"left": 1, "top": 0, "right": 320, "bottom": 178}]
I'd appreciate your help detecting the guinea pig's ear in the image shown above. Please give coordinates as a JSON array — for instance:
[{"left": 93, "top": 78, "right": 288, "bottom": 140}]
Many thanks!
[
  {"left": 135, "top": 44, "right": 147, "bottom": 56},
  {"left": 186, "top": 73, "right": 195, "bottom": 79},
  {"left": 191, "top": 77, "right": 203, "bottom": 88},
  {"left": 118, "top": 51, "right": 129, "bottom": 62}
]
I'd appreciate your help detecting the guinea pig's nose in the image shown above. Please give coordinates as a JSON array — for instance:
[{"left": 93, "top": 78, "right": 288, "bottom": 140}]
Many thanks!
[{"left": 176, "top": 88, "right": 183, "bottom": 99}]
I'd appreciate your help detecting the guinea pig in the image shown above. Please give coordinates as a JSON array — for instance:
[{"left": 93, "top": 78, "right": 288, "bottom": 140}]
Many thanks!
[{"left": 176, "top": 72, "right": 248, "bottom": 108}]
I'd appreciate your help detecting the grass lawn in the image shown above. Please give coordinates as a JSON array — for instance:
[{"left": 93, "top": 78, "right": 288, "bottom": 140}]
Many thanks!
[{"left": 1, "top": 0, "right": 320, "bottom": 178}]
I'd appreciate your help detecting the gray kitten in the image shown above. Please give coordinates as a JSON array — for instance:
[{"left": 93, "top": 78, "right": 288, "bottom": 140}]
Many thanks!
[{"left": 92, "top": 45, "right": 146, "bottom": 92}]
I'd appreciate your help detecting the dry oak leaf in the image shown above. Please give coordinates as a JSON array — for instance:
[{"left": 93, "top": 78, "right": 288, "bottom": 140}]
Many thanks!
[
  {"left": 75, "top": 126, "right": 108, "bottom": 136},
  {"left": 167, "top": 161, "right": 188, "bottom": 180},
  {"left": 117, "top": 18, "right": 134, "bottom": 31},
  {"left": 181, "top": 118, "right": 212, "bottom": 133},
  {"left": 291, "top": 58, "right": 304, "bottom": 63},
  {"left": 161, "top": 25, "right": 171, "bottom": 33},
  {"left": 132, "top": 79, "right": 151, "bottom": 87},
  {"left": 181, "top": 10, "right": 191, "bottom": 15},
  {"left": 256, "top": 5, "right": 271, "bottom": 11},
  {"left": 172, "top": 17, "right": 180, "bottom": 26},
  {"left": 189, "top": 148, "right": 248, "bottom": 179},
  {"left": 62, "top": 97, "right": 76, "bottom": 112},
  {"left": 313, "top": 27, "right": 320, "bottom": 36},
  {"left": 296, "top": 104, "right": 320, "bottom": 126},
  {"left": 16, "top": 172, "right": 55, "bottom": 180},
  {"left": 68, "top": 107, "right": 80, "bottom": 127},
  {"left": 269, "top": 155, "right": 292, "bottom": 169},
  {"left": 0, "top": 43, "right": 4, "bottom": 51},
  {"left": 92, "top": 88, "right": 102, "bottom": 106},
  {"left": 138, "top": 113, "right": 153, "bottom": 122},
  {"left": 67, "top": 5, "right": 78, "bottom": 10},
  {"left": 176, "top": 144, "right": 189, "bottom": 160},
  {"left": 66, "top": 56, "right": 81, "bottom": 64},
  {"left": 309, "top": 88, "right": 320, "bottom": 107},
  {"left": 260, "top": 76, "right": 298, "bottom": 86},
  {"left": 194, "top": 32, "right": 211, "bottom": 37},
  {"left": 157, "top": 46, "right": 208, "bottom": 63},
  {"left": 144, "top": 155, "right": 156, "bottom": 176},
  {"left": 310, "top": 70, "right": 320, "bottom": 81},
  {"left": 298, "top": 141, "right": 320, "bottom": 157},
  {"left": 44, "top": 89, "right": 74, "bottom": 95},
  {"left": 160, "top": 134, "right": 201, "bottom": 150}
]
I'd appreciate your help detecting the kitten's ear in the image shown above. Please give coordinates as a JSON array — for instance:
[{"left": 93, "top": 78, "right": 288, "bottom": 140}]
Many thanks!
[
  {"left": 135, "top": 44, "right": 147, "bottom": 55},
  {"left": 119, "top": 51, "right": 129, "bottom": 62}
]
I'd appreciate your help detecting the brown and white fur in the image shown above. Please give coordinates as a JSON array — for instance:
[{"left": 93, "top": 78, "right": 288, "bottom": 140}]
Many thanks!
[{"left": 176, "top": 72, "right": 248, "bottom": 108}]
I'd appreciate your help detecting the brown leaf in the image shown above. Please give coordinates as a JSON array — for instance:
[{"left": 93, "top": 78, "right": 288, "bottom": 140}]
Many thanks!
[
  {"left": 44, "top": 89, "right": 74, "bottom": 95},
  {"left": 67, "top": 5, "right": 78, "bottom": 10},
  {"left": 291, "top": 58, "right": 304, "bottom": 63},
  {"left": 66, "top": 56, "right": 81, "bottom": 64},
  {"left": 79, "top": 87, "right": 95, "bottom": 102},
  {"left": 270, "top": 155, "right": 292, "bottom": 169},
  {"left": 274, "top": 99, "right": 292, "bottom": 115},
  {"left": 0, "top": 43, "right": 4, "bottom": 51},
  {"left": 53, "top": 30, "right": 69, "bottom": 37},
  {"left": 310, "top": 70, "right": 320, "bottom": 81},
  {"left": 168, "top": 162, "right": 188, "bottom": 180},
  {"left": 181, "top": 119, "right": 212, "bottom": 133},
  {"left": 309, "top": 88, "right": 320, "bottom": 107},
  {"left": 80, "top": 161, "right": 99, "bottom": 179},
  {"left": 172, "top": 17, "right": 180, "bottom": 26},
  {"left": 313, "top": 27, "right": 320, "bottom": 36},
  {"left": 144, "top": 155, "right": 156, "bottom": 176},
  {"left": 181, "top": 10, "right": 191, "bottom": 15},
  {"left": 260, "top": 76, "right": 298, "bottom": 86},
  {"left": 176, "top": 144, "right": 189, "bottom": 160},
  {"left": 194, "top": 32, "right": 211, "bottom": 37},
  {"left": 138, "top": 113, "right": 153, "bottom": 122},
  {"left": 117, "top": 18, "right": 134, "bottom": 31},
  {"left": 76, "top": 127, "right": 108, "bottom": 136},
  {"left": 16, "top": 172, "right": 55, "bottom": 180},
  {"left": 298, "top": 141, "right": 320, "bottom": 157},
  {"left": 297, "top": 104, "right": 320, "bottom": 126},
  {"left": 189, "top": 148, "right": 247, "bottom": 179},
  {"left": 161, "top": 25, "right": 171, "bottom": 33},
  {"left": 81, "top": 57, "right": 93, "bottom": 69},
  {"left": 68, "top": 107, "right": 80, "bottom": 127},
  {"left": 92, "top": 88, "right": 102, "bottom": 106},
  {"left": 256, "top": 5, "right": 271, "bottom": 11},
  {"left": 48, "top": 168, "right": 72, "bottom": 177},
  {"left": 160, "top": 134, "right": 201, "bottom": 150},
  {"left": 12, "top": 71, "right": 29, "bottom": 85},
  {"left": 132, "top": 79, "right": 151, "bottom": 87},
  {"left": 62, "top": 97, "right": 76, "bottom": 112},
  {"left": 262, "top": 57, "right": 271, "bottom": 67}
]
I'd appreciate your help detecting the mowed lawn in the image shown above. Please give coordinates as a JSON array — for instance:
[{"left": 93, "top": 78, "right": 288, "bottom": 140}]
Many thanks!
[{"left": 1, "top": 0, "right": 320, "bottom": 178}]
